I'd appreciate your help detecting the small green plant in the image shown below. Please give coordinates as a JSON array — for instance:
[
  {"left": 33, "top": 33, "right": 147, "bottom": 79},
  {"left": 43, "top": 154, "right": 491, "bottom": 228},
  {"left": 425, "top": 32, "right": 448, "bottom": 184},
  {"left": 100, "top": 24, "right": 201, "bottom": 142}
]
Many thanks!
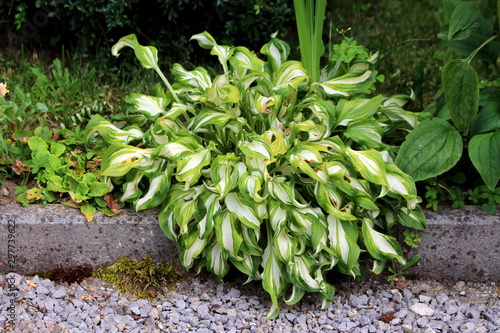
[
  {"left": 403, "top": 229, "right": 422, "bottom": 248},
  {"left": 94, "top": 255, "right": 186, "bottom": 301},
  {"left": 11, "top": 126, "right": 118, "bottom": 221},
  {"left": 388, "top": 253, "right": 421, "bottom": 281},
  {"left": 395, "top": 0, "right": 500, "bottom": 212},
  {"left": 87, "top": 31, "right": 426, "bottom": 318}
]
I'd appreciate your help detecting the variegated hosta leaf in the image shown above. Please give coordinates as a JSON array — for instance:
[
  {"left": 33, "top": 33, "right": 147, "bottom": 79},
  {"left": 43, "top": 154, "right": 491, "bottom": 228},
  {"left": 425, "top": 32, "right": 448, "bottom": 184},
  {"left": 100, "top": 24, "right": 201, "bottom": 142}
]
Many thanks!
[
  {"left": 125, "top": 94, "right": 167, "bottom": 119},
  {"left": 260, "top": 32, "right": 291, "bottom": 72},
  {"left": 238, "top": 134, "right": 273, "bottom": 160},
  {"left": 261, "top": 242, "right": 288, "bottom": 319},
  {"left": 238, "top": 171, "right": 266, "bottom": 202},
  {"left": 267, "top": 176, "right": 307, "bottom": 208},
  {"left": 134, "top": 169, "right": 171, "bottom": 211},
  {"left": 240, "top": 224, "right": 263, "bottom": 256},
  {"left": 173, "top": 199, "right": 197, "bottom": 235},
  {"left": 154, "top": 136, "right": 201, "bottom": 160},
  {"left": 274, "top": 228, "right": 295, "bottom": 262},
  {"left": 86, "top": 115, "right": 143, "bottom": 144},
  {"left": 334, "top": 95, "right": 383, "bottom": 127},
  {"left": 190, "top": 31, "right": 234, "bottom": 69},
  {"left": 197, "top": 192, "right": 220, "bottom": 238},
  {"left": 209, "top": 154, "right": 240, "bottom": 198},
  {"left": 273, "top": 61, "right": 308, "bottom": 96},
  {"left": 179, "top": 231, "right": 207, "bottom": 269},
  {"left": 263, "top": 130, "right": 289, "bottom": 156},
  {"left": 191, "top": 109, "right": 233, "bottom": 132},
  {"left": 314, "top": 182, "right": 357, "bottom": 221},
  {"left": 229, "top": 251, "right": 261, "bottom": 280},
  {"left": 293, "top": 120, "right": 327, "bottom": 141},
  {"left": 120, "top": 170, "right": 144, "bottom": 202},
  {"left": 346, "top": 148, "right": 388, "bottom": 186},
  {"left": 205, "top": 242, "right": 229, "bottom": 278},
  {"left": 320, "top": 68, "right": 377, "bottom": 97},
  {"left": 158, "top": 206, "right": 177, "bottom": 241},
  {"left": 253, "top": 94, "right": 283, "bottom": 115},
  {"left": 290, "top": 207, "right": 323, "bottom": 236},
  {"left": 229, "top": 46, "right": 265, "bottom": 73},
  {"left": 101, "top": 143, "right": 154, "bottom": 177},
  {"left": 385, "top": 163, "right": 418, "bottom": 201},
  {"left": 379, "top": 104, "right": 419, "bottom": 128},
  {"left": 361, "top": 218, "right": 402, "bottom": 261},
  {"left": 344, "top": 119, "right": 384, "bottom": 148},
  {"left": 397, "top": 205, "right": 427, "bottom": 230},
  {"left": 287, "top": 255, "right": 325, "bottom": 293},
  {"left": 224, "top": 192, "right": 262, "bottom": 229},
  {"left": 327, "top": 215, "right": 360, "bottom": 272},
  {"left": 215, "top": 210, "right": 243, "bottom": 258},
  {"left": 171, "top": 63, "right": 212, "bottom": 90},
  {"left": 112, "top": 34, "right": 159, "bottom": 70},
  {"left": 283, "top": 285, "right": 306, "bottom": 306},
  {"left": 268, "top": 199, "right": 288, "bottom": 231},
  {"left": 288, "top": 145, "right": 325, "bottom": 183},
  {"left": 176, "top": 148, "right": 212, "bottom": 185}
]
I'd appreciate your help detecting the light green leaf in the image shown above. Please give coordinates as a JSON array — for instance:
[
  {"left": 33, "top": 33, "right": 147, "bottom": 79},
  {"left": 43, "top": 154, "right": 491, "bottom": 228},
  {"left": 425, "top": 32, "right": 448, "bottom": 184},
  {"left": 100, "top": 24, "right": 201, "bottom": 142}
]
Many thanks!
[
  {"left": 273, "top": 61, "right": 308, "bottom": 95},
  {"left": 179, "top": 232, "right": 206, "bottom": 269},
  {"left": 230, "top": 46, "right": 265, "bottom": 73},
  {"left": 260, "top": 33, "right": 290, "bottom": 71},
  {"left": 267, "top": 176, "right": 307, "bottom": 208},
  {"left": 81, "top": 203, "right": 96, "bottom": 223},
  {"left": 176, "top": 149, "right": 211, "bottom": 185},
  {"left": 344, "top": 119, "right": 384, "bottom": 148},
  {"left": 112, "top": 34, "right": 159, "bottom": 70},
  {"left": 86, "top": 115, "right": 143, "bottom": 144},
  {"left": 238, "top": 135, "right": 273, "bottom": 160},
  {"left": 125, "top": 94, "right": 166, "bottom": 118},
  {"left": 395, "top": 118, "right": 463, "bottom": 181},
  {"left": 442, "top": 59, "right": 479, "bottom": 135},
  {"left": 334, "top": 95, "right": 383, "bottom": 126},
  {"left": 192, "top": 110, "right": 233, "bottom": 132},
  {"left": 320, "top": 69, "right": 376, "bottom": 97},
  {"left": 172, "top": 63, "right": 212, "bottom": 89},
  {"left": 468, "top": 130, "right": 500, "bottom": 191}
]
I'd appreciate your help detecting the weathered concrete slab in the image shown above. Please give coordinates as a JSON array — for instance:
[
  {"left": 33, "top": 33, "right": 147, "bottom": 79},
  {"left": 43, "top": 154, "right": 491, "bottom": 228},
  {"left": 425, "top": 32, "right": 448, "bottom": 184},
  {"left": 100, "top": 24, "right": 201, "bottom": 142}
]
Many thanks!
[
  {"left": 0, "top": 204, "right": 498, "bottom": 282},
  {"left": 0, "top": 204, "right": 176, "bottom": 275},
  {"left": 404, "top": 205, "right": 500, "bottom": 283}
]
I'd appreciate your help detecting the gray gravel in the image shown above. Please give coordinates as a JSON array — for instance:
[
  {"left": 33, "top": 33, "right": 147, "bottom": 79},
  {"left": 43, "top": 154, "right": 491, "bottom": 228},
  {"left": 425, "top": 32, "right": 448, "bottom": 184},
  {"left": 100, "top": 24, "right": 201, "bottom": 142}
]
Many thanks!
[{"left": 1, "top": 271, "right": 499, "bottom": 333}]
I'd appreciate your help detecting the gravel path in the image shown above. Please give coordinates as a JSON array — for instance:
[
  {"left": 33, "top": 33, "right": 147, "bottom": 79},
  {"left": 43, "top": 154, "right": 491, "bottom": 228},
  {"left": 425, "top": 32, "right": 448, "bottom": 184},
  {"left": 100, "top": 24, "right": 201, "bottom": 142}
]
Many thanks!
[{"left": 1, "top": 271, "right": 499, "bottom": 333}]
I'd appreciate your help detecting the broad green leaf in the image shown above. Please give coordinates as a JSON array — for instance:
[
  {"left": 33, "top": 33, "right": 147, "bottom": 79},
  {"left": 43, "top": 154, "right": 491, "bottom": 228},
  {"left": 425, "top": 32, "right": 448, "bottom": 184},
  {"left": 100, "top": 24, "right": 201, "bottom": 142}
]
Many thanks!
[
  {"left": 224, "top": 192, "right": 261, "bottom": 229},
  {"left": 468, "top": 130, "right": 500, "bottom": 191},
  {"left": 442, "top": 59, "right": 479, "bottom": 134},
  {"left": 81, "top": 203, "right": 96, "bottom": 223},
  {"left": 346, "top": 148, "right": 388, "bottom": 186},
  {"left": 101, "top": 144, "right": 154, "bottom": 177},
  {"left": 470, "top": 99, "right": 500, "bottom": 135},
  {"left": 334, "top": 95, "right": 383, "bottom": 127},
  {"left": 397, "top": 206, "right": 427, "bottom": 230},
  {"left": 448, "top": 2, "right": 481, "bottom": 40},
  {"left": 273, "top": 61, "right": 308, "bottom": 96},
  {"left": 361, "top": 218, "right": 402, "bottom": 261},
  {"left": 395, "top": 118, "right": 463, "bottom": 181},
  {"left": 88, "top": 182, "right": 109, "bottom": 197},
  {"left": 230, "top": 46, "right": 265, "bottom": 73}
]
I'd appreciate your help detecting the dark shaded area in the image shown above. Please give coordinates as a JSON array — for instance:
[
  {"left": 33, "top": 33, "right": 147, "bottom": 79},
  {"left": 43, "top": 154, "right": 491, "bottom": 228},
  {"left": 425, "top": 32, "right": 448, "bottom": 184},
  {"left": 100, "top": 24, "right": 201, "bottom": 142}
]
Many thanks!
[{"left": 33, "top": 265, "right": 94, "bottom": 284}]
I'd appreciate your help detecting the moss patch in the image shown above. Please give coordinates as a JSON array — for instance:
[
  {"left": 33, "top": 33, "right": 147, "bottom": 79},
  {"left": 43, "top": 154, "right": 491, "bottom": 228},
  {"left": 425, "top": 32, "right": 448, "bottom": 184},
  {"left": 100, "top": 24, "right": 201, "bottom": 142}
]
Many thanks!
[{"left": 93, "top": 255, "right": 187, "bottom": 301}]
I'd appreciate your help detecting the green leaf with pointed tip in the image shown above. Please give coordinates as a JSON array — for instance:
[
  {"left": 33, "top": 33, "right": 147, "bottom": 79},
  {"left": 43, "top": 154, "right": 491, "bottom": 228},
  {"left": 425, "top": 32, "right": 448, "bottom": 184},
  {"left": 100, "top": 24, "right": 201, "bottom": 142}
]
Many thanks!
[
  {"left": 327, "top": 215, "right": 360, "bottom": 271},
  {"left": 344, "top": 119, "right": 384, "bottom": 148},
  {"left": 320, "top": 69, "right": 376, "bottom": 97},
  {"left": 125, "top": 94, "right": 166, "bottom": 118},
  {"left": 112, "top": 34, "right": 159, "bottom": 70},
  {"left": 86, "top": 115, "right": 143, "bottom": 144},
  {"left": 362, "top": 219, "right": 402, "bottom": 261},
  {"left": 224, "top": 192, "right": 261, "bottom": 229},
  {"left": 468, "top": 130, "right": 500, "bottom": 191},
  {"left": 347, "top": 148, "right": 388, "bottom": 186},
  {"left": 334, "top": 95, "right": 383, "bottom": 127},
  {"left": 442, "top": 59, "right": 479, "bottom": 135},
  {"left": 135, "top": 172, "right": 171, "bottom": 211},
  {"left": 190, "top": 31, "right": 233, "bottom": 68},
  {"left": 206, "top": 242, "right": 229, "bottom": 279},
  {"left": 179, "top": 231, "right": 207, "bottom": 269},
  {"left": 260, "top": 34, "right": 290, "bottom": 71},
  {"left": 215, "top": 210, "right": 243, "bottom": 258},
  {"left": 448, "top": 2, "right": 481, "bottom": 40},
  {"left": 395, "top": 118, "right": 463, "bottom": 181},
  {"left": 172, "top": 63, "right": 212, "bottom": 89},
  {"left": 261, "top": 242, "right": 288, "bottom": 317},
  {"left": 81, "top": 203, "right": 96, "bottom": 223}
]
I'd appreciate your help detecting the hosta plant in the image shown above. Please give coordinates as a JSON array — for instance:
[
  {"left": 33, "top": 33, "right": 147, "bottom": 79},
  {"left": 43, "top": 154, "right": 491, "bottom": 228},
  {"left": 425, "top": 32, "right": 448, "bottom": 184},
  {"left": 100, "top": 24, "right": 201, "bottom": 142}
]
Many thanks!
[{"left": 86, "top": 32, "right": 426, "bottom": 318}]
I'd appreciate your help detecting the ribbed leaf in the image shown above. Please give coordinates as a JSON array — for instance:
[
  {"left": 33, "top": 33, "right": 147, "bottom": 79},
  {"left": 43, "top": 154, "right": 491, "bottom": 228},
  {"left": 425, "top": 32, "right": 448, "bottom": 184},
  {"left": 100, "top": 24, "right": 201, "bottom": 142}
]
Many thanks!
[
  {"left": 468, "top": 130, "right": 500, "bottom": 191},
  {"left": 395, "top": 118, "right": 463, "bottom": 181},
  {"left": 448, "top": 2, "right": 481, "bottom": 40}
]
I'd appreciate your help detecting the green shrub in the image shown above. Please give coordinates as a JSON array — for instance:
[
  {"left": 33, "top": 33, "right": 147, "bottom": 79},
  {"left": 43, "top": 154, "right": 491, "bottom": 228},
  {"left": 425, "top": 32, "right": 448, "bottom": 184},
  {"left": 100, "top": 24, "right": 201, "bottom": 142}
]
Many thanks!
[
  {"left": 395, "top": 0, "right": 500, "bottom": 212},
  {"left": 87, "top": 32, "right": 426, "bottom": 318}
]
